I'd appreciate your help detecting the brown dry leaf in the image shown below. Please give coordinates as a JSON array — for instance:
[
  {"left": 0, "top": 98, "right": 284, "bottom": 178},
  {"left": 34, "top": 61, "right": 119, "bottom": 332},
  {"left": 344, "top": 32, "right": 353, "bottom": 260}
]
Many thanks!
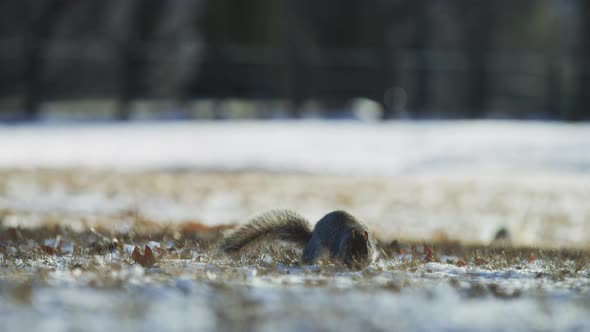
[
  {"left": 144, "top": 246, "right": 156, "bottom": 265},
  {"left": 131, "top": 245, "right": 157, "bottom": 267},
  {"left": 456, "top": 259, "right": 468, "bottom": 267},
  {"left": 40, "top": 245, "right": 55, "bottom": 255},
  {"left": 131, "top": 246, "right": 142, "bottom": 263}
]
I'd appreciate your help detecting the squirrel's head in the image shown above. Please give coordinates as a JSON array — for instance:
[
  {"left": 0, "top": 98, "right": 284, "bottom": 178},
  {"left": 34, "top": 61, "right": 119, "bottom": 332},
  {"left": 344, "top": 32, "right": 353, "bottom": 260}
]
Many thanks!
[{"left": 341, "top": 228, "right": 375, "bottom": 270}]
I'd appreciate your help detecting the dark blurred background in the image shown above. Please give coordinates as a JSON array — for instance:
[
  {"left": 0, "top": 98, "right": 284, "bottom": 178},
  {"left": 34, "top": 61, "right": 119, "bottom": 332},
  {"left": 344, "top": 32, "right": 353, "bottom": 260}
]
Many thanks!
[{"left": 0, "top": 0, "right": 588, "bottom": 122}]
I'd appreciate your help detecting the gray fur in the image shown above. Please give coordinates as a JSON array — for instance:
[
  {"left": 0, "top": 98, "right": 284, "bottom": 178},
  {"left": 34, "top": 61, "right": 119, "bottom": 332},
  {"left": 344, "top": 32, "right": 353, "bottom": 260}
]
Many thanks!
[
  {"left": 302, "top": 210, "right": 376, "bottom": 270},
  {"left": 222, "top": 210, "right": 313, "bottom": 253}
]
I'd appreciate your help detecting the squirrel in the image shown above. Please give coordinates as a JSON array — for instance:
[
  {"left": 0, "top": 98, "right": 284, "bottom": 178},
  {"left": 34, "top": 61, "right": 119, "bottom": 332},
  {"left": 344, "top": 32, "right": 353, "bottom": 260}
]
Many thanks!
[{"left": 221, "top": 210, "right": 377, "bottom": 270}]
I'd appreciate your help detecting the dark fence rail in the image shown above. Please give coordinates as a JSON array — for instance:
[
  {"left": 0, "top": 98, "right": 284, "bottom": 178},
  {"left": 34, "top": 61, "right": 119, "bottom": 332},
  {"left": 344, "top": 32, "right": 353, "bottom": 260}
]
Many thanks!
[{"left": 0, "top": 0, "right": 588, "bottom": 121}]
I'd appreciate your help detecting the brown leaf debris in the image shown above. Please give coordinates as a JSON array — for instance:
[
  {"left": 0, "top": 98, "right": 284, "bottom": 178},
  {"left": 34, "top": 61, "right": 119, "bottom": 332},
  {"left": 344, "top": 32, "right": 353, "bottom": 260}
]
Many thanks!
[{"left": 131, "top": 245, "right": 157, "bottom": 267}]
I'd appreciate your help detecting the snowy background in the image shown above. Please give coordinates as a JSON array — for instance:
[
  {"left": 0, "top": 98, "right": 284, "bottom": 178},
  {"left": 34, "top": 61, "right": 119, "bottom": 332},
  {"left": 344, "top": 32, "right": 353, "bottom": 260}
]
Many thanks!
[{"left": 2, "top": 120, "right": 590, "bottom": 176}]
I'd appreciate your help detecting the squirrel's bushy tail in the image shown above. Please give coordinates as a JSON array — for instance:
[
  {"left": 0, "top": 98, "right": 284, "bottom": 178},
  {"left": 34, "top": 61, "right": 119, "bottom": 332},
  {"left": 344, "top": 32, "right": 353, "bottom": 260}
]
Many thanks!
[{"left": 222, "top": 210, "right": 313, "bottom": 253}]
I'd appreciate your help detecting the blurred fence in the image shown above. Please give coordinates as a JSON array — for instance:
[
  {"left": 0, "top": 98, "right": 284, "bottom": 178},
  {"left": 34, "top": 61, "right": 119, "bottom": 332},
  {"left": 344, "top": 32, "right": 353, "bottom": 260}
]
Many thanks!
[
  {"left": 0, "top": 41, "right": 576, "bottom": 119},
  {"left": 0, "top": 0, "right": 588, "bottom": 121}
]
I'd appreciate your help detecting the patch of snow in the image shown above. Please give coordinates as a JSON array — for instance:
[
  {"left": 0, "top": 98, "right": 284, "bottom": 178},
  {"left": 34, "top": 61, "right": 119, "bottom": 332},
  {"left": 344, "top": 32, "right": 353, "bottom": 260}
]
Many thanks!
[{"left": 0, "top": 120, "right": 589, "bottom": 177}]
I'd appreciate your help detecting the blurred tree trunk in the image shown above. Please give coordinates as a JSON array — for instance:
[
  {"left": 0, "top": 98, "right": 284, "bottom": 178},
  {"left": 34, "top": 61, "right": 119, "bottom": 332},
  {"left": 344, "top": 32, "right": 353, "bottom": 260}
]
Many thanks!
[
  {"left": 190, "top": 0, "right": 232, "bottom": 119},
  {"left": 457, "top": 2, "right": 497, "bottom": 118},
  {"left": 571, "top": 0, "right": 590, "bottom": 121},
  {"left": 117, "top": 0, "right": 165, "bottom": 121},
  {"left": 410, "top": 0, "right": 432, "bottom": 118},
  {"left": 376, "top": 1, "right": 418, "bottom": 120},
  {"left": 282, "top": 0, "right": 317, "bottom": 119},
  {"left": 544, "top": 58, "right": 562, "bottom": 119},
  {"left": 21, "top": 0, "right": 68, "bottom": 121},
  {"left": 380, "top": 50, "right": 400, "bottom": 120}
]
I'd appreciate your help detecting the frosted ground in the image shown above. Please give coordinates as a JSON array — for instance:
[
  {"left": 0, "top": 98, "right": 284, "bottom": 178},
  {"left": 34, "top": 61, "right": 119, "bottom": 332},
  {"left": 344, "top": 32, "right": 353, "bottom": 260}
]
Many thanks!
[{"left": 1, "top": 120, "right": 590, "bottom": 331}]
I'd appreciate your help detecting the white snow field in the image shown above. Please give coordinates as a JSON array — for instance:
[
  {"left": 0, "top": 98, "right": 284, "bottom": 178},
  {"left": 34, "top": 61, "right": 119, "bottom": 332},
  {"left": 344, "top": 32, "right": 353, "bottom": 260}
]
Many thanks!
[
  {"left": 1, "top": 120, "right": 589, "bottom": 176},
  {"left": 1, "top": 120, "right": 590, "bottom": 332}
]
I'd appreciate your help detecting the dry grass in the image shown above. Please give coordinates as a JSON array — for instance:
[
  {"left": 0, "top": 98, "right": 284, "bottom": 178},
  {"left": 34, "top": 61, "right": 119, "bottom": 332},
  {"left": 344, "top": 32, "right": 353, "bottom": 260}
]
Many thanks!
[
  {"left": 1, "top": 222, "right": 589, "bottom": 296},
  {"left": 1, "top": 168, "right": 589, "bottom": 248}
]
